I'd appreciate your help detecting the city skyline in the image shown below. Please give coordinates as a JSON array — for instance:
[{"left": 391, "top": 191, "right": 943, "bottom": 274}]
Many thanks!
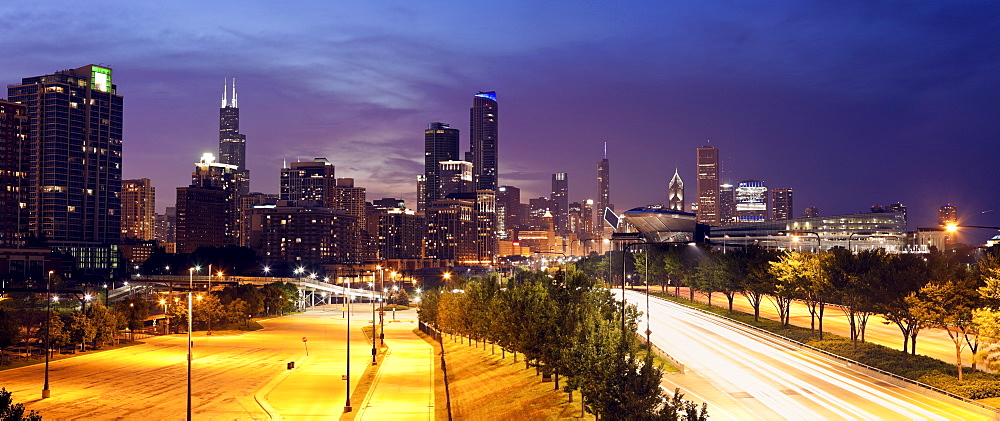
[{"left": 2, "top": 2, "right": 998, "bottom": 237}]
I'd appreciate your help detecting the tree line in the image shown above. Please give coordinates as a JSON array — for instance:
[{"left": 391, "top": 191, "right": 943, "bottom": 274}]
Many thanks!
[
  {"left": 418, "top": 268, "right": 708, "bottom": 420},
  {"left": 579, "top": 245, "right": 1000, "bottom": 381}
]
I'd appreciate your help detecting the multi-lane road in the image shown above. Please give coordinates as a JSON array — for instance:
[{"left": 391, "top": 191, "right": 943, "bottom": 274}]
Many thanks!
[{"left": 623, "top": 290, "right": 994, "bottom": 420}]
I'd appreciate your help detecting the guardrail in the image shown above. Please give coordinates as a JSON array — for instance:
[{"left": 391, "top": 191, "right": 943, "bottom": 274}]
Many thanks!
[
  {"left": 419, "top": 322, "right": 451, "bottom": 420},
  {"left": 645, "top": 292, "right": 1000, "bottom": 419}
]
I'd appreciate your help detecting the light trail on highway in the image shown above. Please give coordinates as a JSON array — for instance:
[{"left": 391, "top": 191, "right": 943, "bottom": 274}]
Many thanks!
[{"left": 622, "top": 290, "right": 993, "bottom": 420}]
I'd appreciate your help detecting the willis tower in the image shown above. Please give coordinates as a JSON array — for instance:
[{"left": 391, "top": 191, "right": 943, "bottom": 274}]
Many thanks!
[{"left": 219, "top": 78, "right": 250, "bottom": 196}]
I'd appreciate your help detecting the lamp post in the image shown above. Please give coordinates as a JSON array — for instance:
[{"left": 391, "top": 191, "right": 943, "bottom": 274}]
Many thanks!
[
  {"left": 369, "top": 280, "right": 377, "bottom": 365},
  {"left": 187, "top": 265, "right": 200, "bottom": 421},
  {"left": 620, "top": 242, "right": 659, "bottom": 350},
  {"left": 344, "top": 271, "right": 352, "bottom": 413},
  {"left": 778, "top": 230, "right": 821, "bottom": 251},
  {"left": 42, "top": 270, "right": 54, "bottom": 398},
  {"left": 160, "top": 298, "right": 169, "bottom": 334}
]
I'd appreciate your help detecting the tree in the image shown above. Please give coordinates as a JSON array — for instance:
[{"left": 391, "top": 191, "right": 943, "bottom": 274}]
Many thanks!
[
  {"left": 909, "top": 257, "right": 977, "bottom": 381},
  {"left": 88, "top": 303, "right": 120, "bottom": 348},
  {"left": 0, "top": 388, "right": 41, "bottom": 421},
  {"left": 115, "top": 295, "right": 150, "bottom": 341},
  {"left": 827, "top": 248, "right": 880, "bottom": 346},
  {"left": 975, "top": 253, "right": 1000, "bottom": 371},
  {"left": 733, "top": 246, "right": 775, "bottom": 322},
  {"left": 873, "top": 253, "right": 927, "bottom": 367},
  {"left": 65, "top": 311, "right": 96, "bottom": 352},
  {"left": 0, "top": 311, "right": 21, "bottom": 365}
]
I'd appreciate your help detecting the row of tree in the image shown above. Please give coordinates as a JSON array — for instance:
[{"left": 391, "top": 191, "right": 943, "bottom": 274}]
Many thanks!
[
  {"left": 0, "top": 301, "right": 128, "bottom": 364},
  {"left": 419, "top": 269, "right": 707, "bottom": 420},
  {"left": 581, "top": 245, "right": 1000, "bottom": 381}
]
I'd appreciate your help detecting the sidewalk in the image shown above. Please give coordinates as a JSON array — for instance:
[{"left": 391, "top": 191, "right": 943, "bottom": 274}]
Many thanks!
[{"left": 356, "top": 320, "right": 435, "bottom": 420}]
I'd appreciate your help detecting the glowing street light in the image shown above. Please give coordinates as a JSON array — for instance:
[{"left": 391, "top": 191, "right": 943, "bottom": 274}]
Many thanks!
[{"left": 42, "top": 270, "right": 54, "bottom": 398}]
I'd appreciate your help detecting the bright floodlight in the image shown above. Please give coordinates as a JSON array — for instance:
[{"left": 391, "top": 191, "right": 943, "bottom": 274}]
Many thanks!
[
  {"left": 159, "top": 299, "right": 166, "bottom": 305},
  {"left": 946, "top": 223, "right": 959, "bottom": 232}
]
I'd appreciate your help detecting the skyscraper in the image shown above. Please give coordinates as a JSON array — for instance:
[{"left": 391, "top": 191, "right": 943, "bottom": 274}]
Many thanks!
[
  {"left": 668, "top": 169, "right": 684, "bottom": 212},
  {"left": 0, "top": 100, "right": 28, "bottom": 247},
  {"left": 696, "top": 144, "right": 720, "bottom": 225},
  {"left": 551, "top": 173, "right": 569, "bottom": 232},
  {"left": 422, "top": 122, "right": 460, "bottom": 211},
  {"left": 469, "top": 92, "right": 498, "bottom": 191},
  {"left": 219, "top": 78, "right": 250, "bottom": 196},
  {"left": 439, "top": 161, "right": 474, "bottom": 197},
  {"left": 771, "top": 188, "right": 793, "bottom": 221},
  {"left": 8, "top": 65, "right": 123, "bottom": 272},
  {"left": 121, "top": 179, "right": 156, "bottom": 240},
  {"left": 886, "top": 202, "right": 907, "bottom": 223},
  {"left": 331, "top": 178, "right": 367, "bottom": 261},
  {"left": 175, "top": 153, "right": 240, "bottom": 253},
  {"left": 735, "top": 180, "right": 767, "bottom": 223},
  {"left": 597, "top": 143, "right": 612, "bottom": 228},
  {"left": 496, "top": 185, "right": 521, "bottom": 239},
  {"left": 719, "top": 183, "right": 735, "bottom": 226},
  {"left": 938, "top": 204, "right": 957, "bottom": 226},
  {"left": 280, "top": 158, "right": 335, "bottom": 202}
]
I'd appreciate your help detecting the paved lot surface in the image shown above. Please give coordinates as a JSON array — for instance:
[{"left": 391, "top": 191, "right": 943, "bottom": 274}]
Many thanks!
[
  {"left": 1, "top": 306, "right": 374, "bottom": 420},
  {"left": 356, "top": 316, "right": 434, "bottom": 420}
]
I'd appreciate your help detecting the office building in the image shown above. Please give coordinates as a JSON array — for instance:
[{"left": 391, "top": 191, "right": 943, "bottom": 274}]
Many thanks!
[
  {"left": 668, "top": 169, "right": 684, "bottom": 212},
  {"left": 719, "top": 183, "right": 735, "bottom": 226},
  {"left": 219, "top": 78, "right": 250, "bottom": 196},
  {"left": 597, "top": 143, "right": 612, "bottom": 229},
  {"left": 469, "top": 92, "right": 498, "bottom": 191},
  {"left": 280, "top": 158, "right": 335, "bottom": 202},
  {"left": 439, "top": 160, "right": 474, "bottom": 197},
  {"left": 475, "top": 190, "right": 497, "bottom": 264},
  {"left": 802, "top": 206, "right": 820, "bottom": 218},
  {"left": 154, "top": 207, "right": 176, "bottom": 244},
  {"left": 771, "top": 188, "right": 793, "bottom": 221},
  {"left": 886, "top": 202, "right": 907, "bottom": 223},
  {"left": 422, "top": 122, "right": 460, "bottom": 211},
  {"left": 8, "top": 65, "right": 123, "bottom": 273},
  {"left": 568, "top": 200, "right": 594, "bottom": 237},
  {"left": 331, "top": 178, "right": 367, "bottom": 261},
  {"left": 121, "top": 179, "right": 156, "bottom": 240},
  {"left": 0, "top": 100, "right": 28, "bottom": 247},
  {"left": 735, "top": 180, "right": 767, "bottom": 223},
  {"left": 551, "top": 173, "right": 569, "bottom": 232},
  {"left": 496, "top": 185, "right": 521, "bottom": 239},
  {"left": 696, "top": 144, "right": 720, "bottom": 225},
  {"left": 238, "top": 192, "right": 278, "bottom": 247}
]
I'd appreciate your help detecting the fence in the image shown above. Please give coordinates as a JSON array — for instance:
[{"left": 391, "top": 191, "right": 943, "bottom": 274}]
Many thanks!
[{"left": 419, "top": 322, "right": 452, "bottom": 421}]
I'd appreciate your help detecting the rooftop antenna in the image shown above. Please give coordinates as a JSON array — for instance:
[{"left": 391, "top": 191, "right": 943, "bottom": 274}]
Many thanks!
[
  {"left": 232, "top": 77, "right": 238, "bottom": 108},
  {"left": 603, "top": 141, "right": 607, "bottom": 159},
  {"left": 221, "top": 77, "right": 227, "bottom": 108}
]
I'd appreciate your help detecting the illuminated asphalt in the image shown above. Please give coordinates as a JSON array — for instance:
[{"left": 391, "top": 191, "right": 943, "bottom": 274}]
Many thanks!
[
  {"left": 623, "top": 290, "right": 992, "bottom": 420},
  {"left": 0, "top": 306, "right": 374, "bottom": 420}
]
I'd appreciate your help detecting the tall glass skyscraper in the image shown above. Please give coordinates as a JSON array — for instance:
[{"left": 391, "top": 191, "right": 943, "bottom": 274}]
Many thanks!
[
  {"left": 219, "top": 78, "right": 249, "bottom": 196},
  {"left": 469, "top": 91, "right": 498, "bottom": 191},
  {"left": 422, "top": 122, "right": 460, "bottom": 211},
  {"left": 8, "top": 65, "right": 123, "bottom": 273},
  {"left": 551, "top": 172, "right": 568, "bottom": 232},
  {"left": 696, "top": 144, "right": 720, "bottom": 225}
]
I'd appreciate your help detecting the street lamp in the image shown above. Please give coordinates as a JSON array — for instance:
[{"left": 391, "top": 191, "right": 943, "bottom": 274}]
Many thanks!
[
  {"left": 42, "top": 270, "right": 54, "bottom": 398},
  {"left": 263, "top": 266, "right": 271, "bottom": 277},
  {"left": 159, "top": 298, "right": 170, "bottom": 334},
  {"left": 778, "top": 230, "right": 821, "bottom": 251},
  {"left": 187, "top": 265, "right": 200, "bottom": 420},
  {"left": 369, "top": 280, "right": 377, "bottom": 365}
]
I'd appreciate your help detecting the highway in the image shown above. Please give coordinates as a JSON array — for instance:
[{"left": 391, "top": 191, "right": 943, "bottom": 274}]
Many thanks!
[{"left": 623, "top": 290, "right": 993, "bottom": 420}]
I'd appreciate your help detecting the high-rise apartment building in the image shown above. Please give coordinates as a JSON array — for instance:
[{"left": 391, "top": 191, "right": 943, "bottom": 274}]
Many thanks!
[
  {"left": 696, "top": 145, "right": 720, "bottom": 225},
  {"left": 175, "top": 153, "right": 240, "bottom": 253},
  {"left": 331, "top": 178, "right": 367, "bottom": 261},
  {"left": 422, "top": 122, "right": 460, "bottom": 212},
  {"left": 470, "top": 92, "right": 499, "bottom": 191},
  {"left": 238, "top": 192, "right": 278, "bottom": 247},
  {"left": 376, "top": 209, "right": 424, "bottom": 260},
  {"left": 249, "top": 201, "right": 356, "bottom": 266},
  {"left": 668, "top": 169, "right": 684, "bottom": 212},
  {"left": 938, "top": 205, "right": 957, "bottom": 226},
  {"left": 440, "top": 161, "right": 474, "bottom": 197},
  {"left": 8, "top": 65, "right": 123, "bottom": 273},
  {"left": 219, "top": 78, "right": 250, "bottom": 196},
  {"left": 425, "top": 198, "right": 477, "bottom": 262},
  {"left": 802, "top": 206, "right": 820, "bottom": 218},
  {"left": 568, "top": 200, "right": 594, "bottom": 237},
  {"left": 280, "top": 158, "right": 335, "bottom": 202},
  {"left": 735, "top": 180, "right": 767, "bottom": 223},
  {"left": 0, "top": 100, "right": 28, "bottom": 247},
  {"left": 719, "top": 183, "right": 735, "bottom": 226},
  {"left": 496, "top": 185, "right": 521, "bottom": 239},
  {"left": 476, "top": 190, "right": 497, "bottom": 264},
  {"left": 551, "top": 173, "right": 569, "bottom": 232},
  {"left": 121, "top": 179, "right": 156, "bottom": 240},
  {"left": 771, "top": 188, "right": 793, "bottom": 221},
  {"left": 154, "top": 207, "right": 176, "bottom": 245}
]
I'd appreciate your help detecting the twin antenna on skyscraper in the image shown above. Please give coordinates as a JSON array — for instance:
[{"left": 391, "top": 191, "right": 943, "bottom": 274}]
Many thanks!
[{"left": 222, "top": 77, "right": 238, "bottom": 108}]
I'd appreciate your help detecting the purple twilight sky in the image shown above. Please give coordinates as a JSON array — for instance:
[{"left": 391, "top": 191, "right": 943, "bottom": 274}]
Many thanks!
[{"left": 3, "top": 1, "right": 999, "bottom": 241}]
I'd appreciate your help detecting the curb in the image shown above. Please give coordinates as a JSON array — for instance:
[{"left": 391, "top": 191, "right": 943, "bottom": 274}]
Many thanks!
[{"left": 253, "top": 353, "right": 310, "bottom": 421}]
